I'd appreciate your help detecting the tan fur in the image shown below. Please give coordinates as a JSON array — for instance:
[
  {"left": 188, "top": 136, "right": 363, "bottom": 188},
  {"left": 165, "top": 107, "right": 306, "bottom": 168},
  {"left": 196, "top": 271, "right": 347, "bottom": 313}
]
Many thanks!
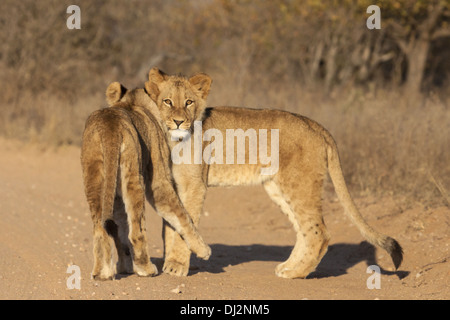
[
  {"left": 81, "top": 82, "right": 210, "bottom": 280},
  {"left": 144, "top": 67, "right": 403, "bottom": 279}
]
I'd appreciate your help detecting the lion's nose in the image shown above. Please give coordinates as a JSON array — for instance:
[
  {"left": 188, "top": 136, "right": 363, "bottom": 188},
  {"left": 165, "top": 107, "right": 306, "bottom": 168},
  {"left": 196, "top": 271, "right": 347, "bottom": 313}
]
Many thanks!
[{"left": 173, "top": 119, "right": 184, "bottom": 128}]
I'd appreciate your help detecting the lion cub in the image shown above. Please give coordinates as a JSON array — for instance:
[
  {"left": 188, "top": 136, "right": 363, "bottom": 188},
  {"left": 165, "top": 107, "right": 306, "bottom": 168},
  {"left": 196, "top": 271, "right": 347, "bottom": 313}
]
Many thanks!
[
  {"left": 81, "top": 82, "right": 210, "bottom": 280},
  {"left": 144, "top": 67, "right": 403, "bottom": 279}
]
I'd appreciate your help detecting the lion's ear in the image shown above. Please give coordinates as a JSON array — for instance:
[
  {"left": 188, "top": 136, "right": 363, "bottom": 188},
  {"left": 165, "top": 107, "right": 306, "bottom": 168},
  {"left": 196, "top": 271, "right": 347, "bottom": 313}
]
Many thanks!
[
  {"left": 144, "top": 80, "right": 159, "bottom": 102},
  {"left": 148, "top": 67, "right": 167, "bottom": 83},
  {"left": 189, "top": 73, "right": 212, "bottom": 99},
  {"left": 106, "top": 82, "right": 127, "bottom": 105},
  {"left": 145, "top": 67, "right": 167, "bottom": 102}
]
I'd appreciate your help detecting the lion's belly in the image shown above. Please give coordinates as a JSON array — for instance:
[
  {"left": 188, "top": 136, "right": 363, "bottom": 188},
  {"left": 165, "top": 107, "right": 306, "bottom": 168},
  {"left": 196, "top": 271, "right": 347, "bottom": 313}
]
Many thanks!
[{"left": 207, "top": 163, "right": 271, "bottom": 187}]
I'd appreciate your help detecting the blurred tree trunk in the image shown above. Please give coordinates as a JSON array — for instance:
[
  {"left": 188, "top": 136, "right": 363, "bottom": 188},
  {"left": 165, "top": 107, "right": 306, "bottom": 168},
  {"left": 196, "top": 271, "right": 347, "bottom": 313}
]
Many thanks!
[
  {"left": 389, "top": 3, "right": 449, "bottom": 93},
  {"left": 308, "top": 40, "right": 325, "bottom": 85},
  {"left": 324, "top": 33, "right": 339, "bottom": 93},
  {"left": 404, "top": 36, "right": 430, "bottom": 93}
]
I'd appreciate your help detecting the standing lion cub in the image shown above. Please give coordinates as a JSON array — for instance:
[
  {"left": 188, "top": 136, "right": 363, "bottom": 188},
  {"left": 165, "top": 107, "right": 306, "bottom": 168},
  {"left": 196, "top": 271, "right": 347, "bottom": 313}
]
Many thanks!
[
  {"left": 81, "top": 83, "right": 210, "bottom": 280},
  {"left": 143, "top": 67, "right": 403, "bottom": 279}
]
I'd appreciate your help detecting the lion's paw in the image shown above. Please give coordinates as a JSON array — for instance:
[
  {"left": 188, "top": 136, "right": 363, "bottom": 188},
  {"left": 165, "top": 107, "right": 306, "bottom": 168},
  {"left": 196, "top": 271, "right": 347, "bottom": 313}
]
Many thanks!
[
  {"left": 163, "top": 260, "right": 189, "bottom": 277},
  {"left": 134, "top": 262, "right": 158, "bottom": 277},
  {"left": 196, "top": 244, "right": 211, "bottom": 261},
  {"left": 275, "top": 263, "right": 308, "bottom": 279}
]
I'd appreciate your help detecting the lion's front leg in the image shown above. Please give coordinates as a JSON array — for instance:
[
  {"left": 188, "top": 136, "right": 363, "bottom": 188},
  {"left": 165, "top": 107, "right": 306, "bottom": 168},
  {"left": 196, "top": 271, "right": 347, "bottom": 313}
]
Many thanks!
[
  {"left": 163, "top": 172, "right": 207, "bottom": 276},
  {"left": 163, "top": 221, "right": 192, "bottom": 276}
]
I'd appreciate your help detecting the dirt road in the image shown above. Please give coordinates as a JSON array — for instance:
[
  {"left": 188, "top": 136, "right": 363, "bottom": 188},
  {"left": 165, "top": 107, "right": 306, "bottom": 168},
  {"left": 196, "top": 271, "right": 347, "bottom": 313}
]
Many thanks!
[{"left": 0, "top": 137, "right": 448, "bottom": 300}]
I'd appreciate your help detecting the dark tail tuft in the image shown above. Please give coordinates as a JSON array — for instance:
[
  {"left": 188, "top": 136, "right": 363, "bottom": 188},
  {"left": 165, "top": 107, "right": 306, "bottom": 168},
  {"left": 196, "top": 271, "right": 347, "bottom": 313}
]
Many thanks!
[{"left": 385, "top": 237, "right": 403, "bottom": 270}]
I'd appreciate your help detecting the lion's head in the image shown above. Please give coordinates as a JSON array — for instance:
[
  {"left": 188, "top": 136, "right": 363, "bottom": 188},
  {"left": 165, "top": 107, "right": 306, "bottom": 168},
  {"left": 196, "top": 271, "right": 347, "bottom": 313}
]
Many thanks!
[
  {"left": 145, "top": 67, "right": 212, "bottom": 140},
  {"left": 106, "top": 81, "right": 155, "bottom": 110}
]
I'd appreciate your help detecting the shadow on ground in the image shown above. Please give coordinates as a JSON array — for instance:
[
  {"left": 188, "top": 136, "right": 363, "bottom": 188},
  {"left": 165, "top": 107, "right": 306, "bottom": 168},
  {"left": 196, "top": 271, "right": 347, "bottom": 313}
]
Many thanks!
[{"left": 182, "top": 241, "right": 409, "bottom": 279}]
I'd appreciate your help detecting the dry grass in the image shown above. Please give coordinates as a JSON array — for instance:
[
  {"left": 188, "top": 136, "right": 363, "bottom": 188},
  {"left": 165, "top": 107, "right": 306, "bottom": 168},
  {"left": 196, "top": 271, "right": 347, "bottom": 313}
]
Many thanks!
[{"left": 0, "top": 91, "right": 103, "bottom": 146}]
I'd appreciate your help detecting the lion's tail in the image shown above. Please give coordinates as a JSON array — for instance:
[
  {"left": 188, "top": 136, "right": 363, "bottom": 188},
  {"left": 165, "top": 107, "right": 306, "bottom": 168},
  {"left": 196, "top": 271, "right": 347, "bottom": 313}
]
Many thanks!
[
  {"left": 100, "top": 131, "right": 121, "bottom": 226},
  {"left": 324, "top": 133, "right": 403, "bottom": 270}
]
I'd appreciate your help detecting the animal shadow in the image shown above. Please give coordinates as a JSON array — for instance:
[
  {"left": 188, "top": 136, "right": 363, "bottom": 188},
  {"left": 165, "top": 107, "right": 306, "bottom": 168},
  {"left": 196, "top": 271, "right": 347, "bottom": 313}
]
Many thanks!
[{"left": 188, "top": 241, "right": 408, "bottom": 279}]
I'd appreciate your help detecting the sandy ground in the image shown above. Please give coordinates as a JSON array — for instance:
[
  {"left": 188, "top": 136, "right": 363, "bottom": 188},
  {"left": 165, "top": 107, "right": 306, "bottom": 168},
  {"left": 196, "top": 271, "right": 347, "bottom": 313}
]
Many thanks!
[{"left": 0, "top": 137, "right": 448, "bottom": 301}]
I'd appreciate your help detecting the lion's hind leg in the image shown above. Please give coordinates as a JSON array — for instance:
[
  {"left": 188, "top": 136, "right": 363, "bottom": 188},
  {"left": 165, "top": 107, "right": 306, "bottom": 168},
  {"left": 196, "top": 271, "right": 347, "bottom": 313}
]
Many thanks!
[
  {"left": 91, "top": 221, "right": 115, "bottom": 280},
  {"left": 263, "top": 178, "right": 330, "bottom": 279},
  {"left": 83, "top": 160, "right": 115, "bottom": 281}
]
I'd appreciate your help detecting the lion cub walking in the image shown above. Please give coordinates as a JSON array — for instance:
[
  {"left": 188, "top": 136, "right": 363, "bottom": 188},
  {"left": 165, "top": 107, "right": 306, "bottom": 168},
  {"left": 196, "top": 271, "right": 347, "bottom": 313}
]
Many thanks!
[
  {"left": 81, "top": 82, "right": 210, "bottom": 280},
  {"left": 144, "top": 67, "right": 403, "bottom": 279}
]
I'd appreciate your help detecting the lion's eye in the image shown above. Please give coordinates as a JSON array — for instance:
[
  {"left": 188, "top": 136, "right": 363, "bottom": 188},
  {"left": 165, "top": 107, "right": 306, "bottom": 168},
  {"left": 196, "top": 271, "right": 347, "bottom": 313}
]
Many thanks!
[
  {"left": 163, "top": 99, "right": 173, "bottom": 106},
  {"left": 185, "top": 100, "right": 193, "bottom": 107}
]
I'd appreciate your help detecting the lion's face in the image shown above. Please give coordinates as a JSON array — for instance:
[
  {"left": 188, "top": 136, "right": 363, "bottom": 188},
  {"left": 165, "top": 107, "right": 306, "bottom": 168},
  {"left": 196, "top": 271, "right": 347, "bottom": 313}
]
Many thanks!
[{"left": 145, "top": 68, "right": 212, "bottom": 140}]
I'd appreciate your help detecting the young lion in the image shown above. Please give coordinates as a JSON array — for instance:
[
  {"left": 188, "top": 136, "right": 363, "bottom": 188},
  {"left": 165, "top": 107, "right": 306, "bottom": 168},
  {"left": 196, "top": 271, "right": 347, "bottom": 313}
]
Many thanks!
[
  {"left": 144, "top": 67, "right": 403, "bottom": 279},
  {"left": 81, "top": 82, "right": 211, "bottom": 280}
]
